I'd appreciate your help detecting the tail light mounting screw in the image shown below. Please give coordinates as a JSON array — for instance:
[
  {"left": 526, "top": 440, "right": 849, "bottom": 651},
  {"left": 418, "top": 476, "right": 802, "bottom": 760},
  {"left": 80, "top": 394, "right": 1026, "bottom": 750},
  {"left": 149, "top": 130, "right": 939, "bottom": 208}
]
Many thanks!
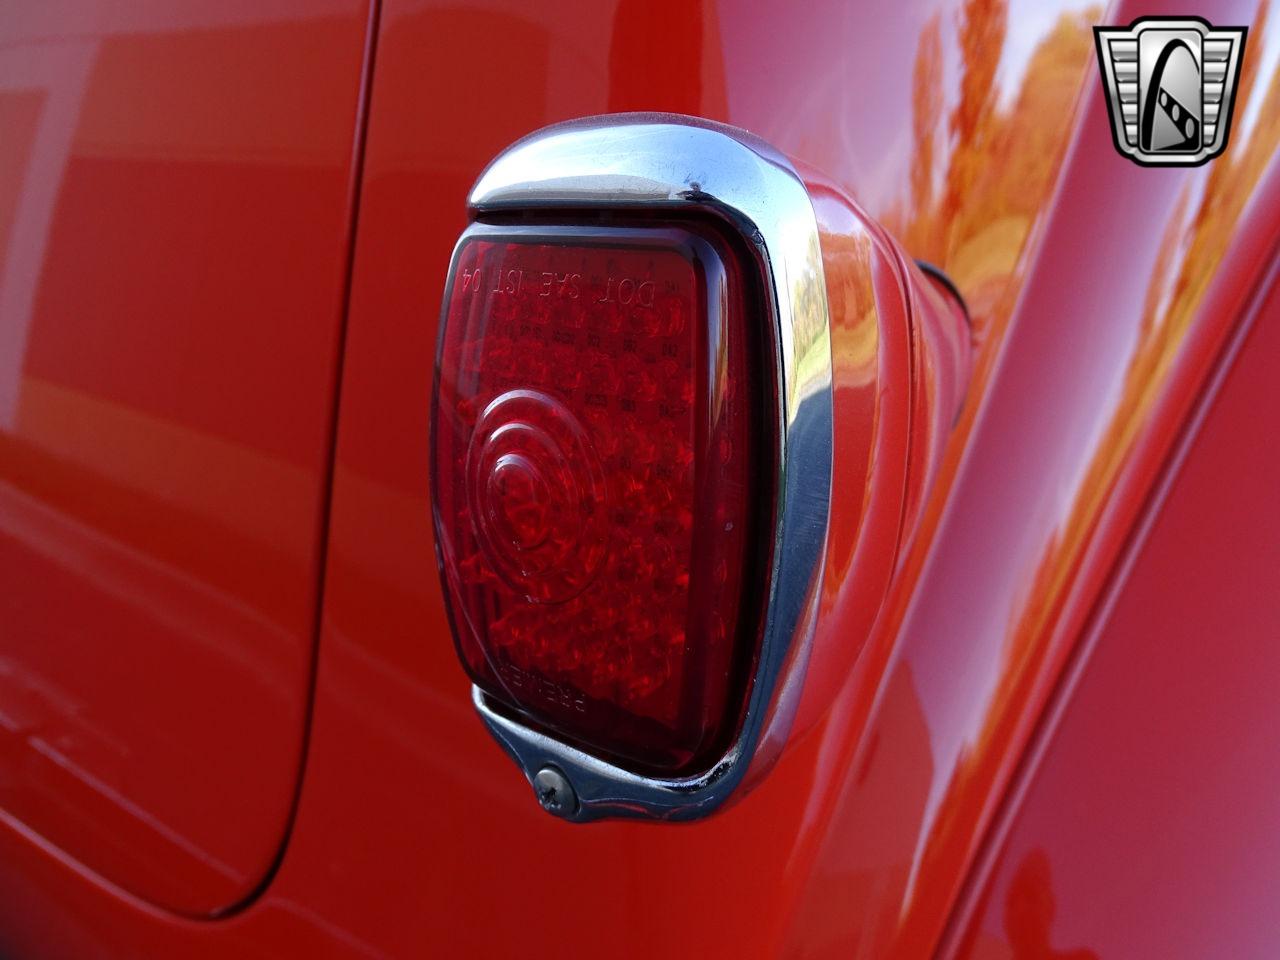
[{"left": 532, "top": 767, "right": 577, "bottom": 819}]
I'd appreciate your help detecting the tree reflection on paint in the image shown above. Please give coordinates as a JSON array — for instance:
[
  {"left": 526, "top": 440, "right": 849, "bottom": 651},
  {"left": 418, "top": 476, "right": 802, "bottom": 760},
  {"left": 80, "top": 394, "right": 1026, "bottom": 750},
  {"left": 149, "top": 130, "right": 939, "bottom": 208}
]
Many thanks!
[{"left": 892, "top": 2, "right": 1101, "bottom": 341}]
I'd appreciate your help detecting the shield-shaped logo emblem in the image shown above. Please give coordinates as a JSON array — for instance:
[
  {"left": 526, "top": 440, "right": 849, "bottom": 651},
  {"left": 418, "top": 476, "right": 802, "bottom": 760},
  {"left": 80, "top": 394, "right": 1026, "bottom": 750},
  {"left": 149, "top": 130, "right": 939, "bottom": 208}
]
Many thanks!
[{"left": 1095, "top": 17, "right": 1247, "bottom": 166}]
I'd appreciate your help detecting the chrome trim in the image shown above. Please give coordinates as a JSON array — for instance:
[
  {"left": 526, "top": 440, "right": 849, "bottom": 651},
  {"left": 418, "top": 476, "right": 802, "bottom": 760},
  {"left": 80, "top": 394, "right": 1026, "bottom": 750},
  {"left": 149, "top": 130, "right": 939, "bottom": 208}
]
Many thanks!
[{"left": 464, "top": 113, "right": 833, "bottom": 821}]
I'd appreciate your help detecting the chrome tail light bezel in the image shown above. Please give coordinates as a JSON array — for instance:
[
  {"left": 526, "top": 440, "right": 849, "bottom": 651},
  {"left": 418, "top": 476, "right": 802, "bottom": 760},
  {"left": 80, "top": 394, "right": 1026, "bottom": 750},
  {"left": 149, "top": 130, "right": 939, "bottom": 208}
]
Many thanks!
[{"left": 449, "top": 113, "right": 833, "bottom": 821}]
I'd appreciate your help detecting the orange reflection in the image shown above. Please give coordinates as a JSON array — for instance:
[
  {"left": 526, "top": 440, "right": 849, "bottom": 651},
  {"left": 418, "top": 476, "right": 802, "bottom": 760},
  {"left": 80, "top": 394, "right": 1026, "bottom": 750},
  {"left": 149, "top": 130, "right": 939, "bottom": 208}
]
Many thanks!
[
  {"left": 1007, "top": 0, "right": 1280, "bottom": 675},
  {"left": 930, "top": 1, "right": 1280, "bottom": 952},
  {"left": 892, "top": 3, "right": 1103, "bottom": 345},
  {"left": 802, "top": 5, "right": 1280, "bottom": 958}
]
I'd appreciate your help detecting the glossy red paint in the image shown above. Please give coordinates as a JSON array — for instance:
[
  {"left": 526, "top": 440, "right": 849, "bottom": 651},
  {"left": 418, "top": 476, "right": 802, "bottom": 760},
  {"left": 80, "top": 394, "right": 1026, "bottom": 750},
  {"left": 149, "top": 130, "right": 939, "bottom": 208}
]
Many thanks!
[
  {"left": 944, "top": 251, "right": 1280, "bottom": 960},
  {"left": 0, "top": 0, "right": 372, "bottom": 917},
  {"left": 776, "top": 173, "right": 974, "bottom": 756},
  {"left": 778, "top": 3, "right": 1280, "bottom": 945},
  {"left": 0, "top": 0, "right": 1275, "bottom": 957}
]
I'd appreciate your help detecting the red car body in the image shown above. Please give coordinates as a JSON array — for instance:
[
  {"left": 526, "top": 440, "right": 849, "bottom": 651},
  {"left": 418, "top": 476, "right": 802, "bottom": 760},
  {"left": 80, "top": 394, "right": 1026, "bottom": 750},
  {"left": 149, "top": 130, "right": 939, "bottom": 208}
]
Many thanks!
[{"left": 0, "top": 0, "right": 1277, "bottom": 956}]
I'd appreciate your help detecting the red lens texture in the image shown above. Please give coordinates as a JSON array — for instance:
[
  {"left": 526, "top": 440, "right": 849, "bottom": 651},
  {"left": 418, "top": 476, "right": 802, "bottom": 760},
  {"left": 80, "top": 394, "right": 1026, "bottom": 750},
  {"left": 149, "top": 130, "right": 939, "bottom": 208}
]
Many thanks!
[{"left": 432, "top": 226, "right": 762, "bottom": 772}]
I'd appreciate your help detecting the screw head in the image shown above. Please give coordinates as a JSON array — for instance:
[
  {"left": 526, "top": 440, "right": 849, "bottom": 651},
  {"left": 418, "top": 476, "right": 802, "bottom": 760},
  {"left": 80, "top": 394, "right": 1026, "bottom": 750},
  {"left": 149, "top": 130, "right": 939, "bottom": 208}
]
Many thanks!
[{"left": 532, "top": 766, "right": 578, "bottom": 818}]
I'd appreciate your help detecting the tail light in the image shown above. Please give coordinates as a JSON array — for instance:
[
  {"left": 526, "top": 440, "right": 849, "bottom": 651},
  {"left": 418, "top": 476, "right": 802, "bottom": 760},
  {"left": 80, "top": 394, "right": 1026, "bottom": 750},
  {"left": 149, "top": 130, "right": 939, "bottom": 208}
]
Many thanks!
[
  {"left": 434, "top": 224, "right": 764, "bottom": 774},
  {"left": 428, "top": 115, "right": 948, "bottom": 822}
]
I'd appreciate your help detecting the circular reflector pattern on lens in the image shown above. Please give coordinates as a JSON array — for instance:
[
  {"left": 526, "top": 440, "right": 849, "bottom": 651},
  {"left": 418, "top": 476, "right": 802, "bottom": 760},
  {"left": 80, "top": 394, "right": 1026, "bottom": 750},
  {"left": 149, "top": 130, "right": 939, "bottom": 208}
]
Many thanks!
[
  {"left": 432, "top": 226, "right": 759, "bottom": 773},
  {"left": 466, "top": 389, "right": 607, "bottom": 603}
]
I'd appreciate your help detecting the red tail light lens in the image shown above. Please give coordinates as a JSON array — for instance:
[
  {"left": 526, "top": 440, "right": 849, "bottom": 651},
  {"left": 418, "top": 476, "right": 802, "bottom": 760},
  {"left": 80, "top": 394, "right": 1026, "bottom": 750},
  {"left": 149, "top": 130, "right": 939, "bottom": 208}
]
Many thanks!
[{"left": 432, "top": 224, "right": 766, "bottom": 773}]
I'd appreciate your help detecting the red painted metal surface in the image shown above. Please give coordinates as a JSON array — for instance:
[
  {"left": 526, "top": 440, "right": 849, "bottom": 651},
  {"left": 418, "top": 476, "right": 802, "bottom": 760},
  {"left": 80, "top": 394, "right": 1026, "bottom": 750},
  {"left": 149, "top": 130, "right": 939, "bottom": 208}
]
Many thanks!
[
  {"left": 0, "top": 0, "right": 371, "bottom": 917},
  {"left": 777, "top": 0, "right": 1280, "bottom": 950},
  {"left": 0, "top": 0, "right": 1275, "bottom": 956},
  {"left": 944, "top": 255, "right": 1280, "bottom": 960}
]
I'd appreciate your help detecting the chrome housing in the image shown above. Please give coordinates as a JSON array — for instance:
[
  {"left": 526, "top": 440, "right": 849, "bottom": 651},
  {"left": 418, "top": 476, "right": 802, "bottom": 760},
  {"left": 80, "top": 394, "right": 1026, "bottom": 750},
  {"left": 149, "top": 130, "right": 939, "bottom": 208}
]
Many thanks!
[{"left": 463, "top": 113, "right": 833, "bottom": 820}]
